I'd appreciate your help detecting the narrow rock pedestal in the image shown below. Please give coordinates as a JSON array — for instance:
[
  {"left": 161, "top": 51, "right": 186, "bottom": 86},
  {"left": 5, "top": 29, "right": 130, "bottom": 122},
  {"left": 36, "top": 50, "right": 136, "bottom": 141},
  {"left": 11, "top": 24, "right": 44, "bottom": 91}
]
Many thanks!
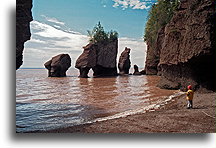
[{"left": 118, "top": 47, "right": 131, "bottom": 75}]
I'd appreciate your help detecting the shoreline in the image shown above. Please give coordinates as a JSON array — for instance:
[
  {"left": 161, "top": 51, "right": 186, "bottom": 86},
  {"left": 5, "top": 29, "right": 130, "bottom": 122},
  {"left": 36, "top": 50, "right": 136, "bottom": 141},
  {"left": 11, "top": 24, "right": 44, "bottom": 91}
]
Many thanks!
[{"left": 30, "top": 91, "right": 215, "bottom": 133}]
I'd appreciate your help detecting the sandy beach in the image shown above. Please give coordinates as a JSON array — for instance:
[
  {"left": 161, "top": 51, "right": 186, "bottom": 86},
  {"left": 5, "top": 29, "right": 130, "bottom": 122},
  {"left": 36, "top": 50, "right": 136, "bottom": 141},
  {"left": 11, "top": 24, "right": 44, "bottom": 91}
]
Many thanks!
[
  {"left": 36, "top": 91, "right": 215, "bottom": 133},
  {"left": 16, "top": 0, "right": 215, "bottom": 135}
]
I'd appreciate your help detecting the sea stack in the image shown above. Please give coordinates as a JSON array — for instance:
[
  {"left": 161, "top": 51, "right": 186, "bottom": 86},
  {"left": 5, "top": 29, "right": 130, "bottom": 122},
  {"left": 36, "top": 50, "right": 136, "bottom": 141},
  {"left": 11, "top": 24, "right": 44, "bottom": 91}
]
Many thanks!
[
  {"left": 16, "top": 0, "right": 33, "bottom": 69},
  {"left": 75, "top": 43, "right": 97, "bottom": 78},
  {"left": 44, "top": 54, "right": 71, "bottom": 77},
  {"left": 133, "top": 65, "right": 141, "bottom": 75},
  {"left": 118, "top": 47, "right": 131, "bottom": 75},
  {"left": 75, "top": 40, "right": 118, "bottom": 77}
]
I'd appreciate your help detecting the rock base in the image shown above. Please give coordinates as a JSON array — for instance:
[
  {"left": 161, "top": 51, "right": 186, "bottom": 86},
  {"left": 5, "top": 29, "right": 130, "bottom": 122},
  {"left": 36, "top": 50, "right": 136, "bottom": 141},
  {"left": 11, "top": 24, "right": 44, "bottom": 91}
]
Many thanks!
[{"left": 92, "top": 66, "right": 118, "bottom": 77}]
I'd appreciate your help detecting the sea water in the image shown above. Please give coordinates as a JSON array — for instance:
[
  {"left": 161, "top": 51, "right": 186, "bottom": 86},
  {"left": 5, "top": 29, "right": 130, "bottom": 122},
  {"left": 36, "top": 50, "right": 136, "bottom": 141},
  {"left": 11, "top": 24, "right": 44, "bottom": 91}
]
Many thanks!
[{"left": 16, "top": 68, "right": 177, "bottom": 132}]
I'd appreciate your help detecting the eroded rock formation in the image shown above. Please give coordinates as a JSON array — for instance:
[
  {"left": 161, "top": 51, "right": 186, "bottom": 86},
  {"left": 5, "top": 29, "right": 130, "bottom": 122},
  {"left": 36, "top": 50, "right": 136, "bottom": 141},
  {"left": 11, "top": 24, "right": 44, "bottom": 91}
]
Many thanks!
[
  {"left": 133, "top": 65, "right": 141, "bottom": 75},
  {"left": 145, "top": 0, "right": 216, "bottom": 90},
  {"left": 75, "top": 40, "right": 118, "bottom": 77},
  {"left": 75, "top": 43, "right": 97, "bottom": 78},
  {"left": 16, "top": 0, "right": 33, "bottom": 69},
  {"left": 145, "top": 27, "right": 165, "bottom": 75},
  {"left": 118, "top": 47, "right": 131, "bottom": 75},
  {"left": 44, "top": 54, "right": 71, "bottom": 77}
]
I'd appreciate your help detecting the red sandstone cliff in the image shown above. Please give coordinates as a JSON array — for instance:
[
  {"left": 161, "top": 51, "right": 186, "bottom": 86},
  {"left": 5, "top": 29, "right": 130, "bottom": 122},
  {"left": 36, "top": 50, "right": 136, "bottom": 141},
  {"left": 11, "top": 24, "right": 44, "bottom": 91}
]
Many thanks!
[
  {"left": 145, "top": 0, "right": 215, "bottom": 90},
  {"left": 145, "top": 27, "right": 165, "bottom": 75},
  {"left": 16, "top": 0, "right": 33, "bottom": 69}
]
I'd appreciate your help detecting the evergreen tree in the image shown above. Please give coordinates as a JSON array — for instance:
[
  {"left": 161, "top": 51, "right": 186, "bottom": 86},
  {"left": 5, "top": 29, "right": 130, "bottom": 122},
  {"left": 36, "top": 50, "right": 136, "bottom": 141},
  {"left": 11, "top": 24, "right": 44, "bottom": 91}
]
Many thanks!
[
  {"left": 144, "top": 0, "right": 179, "bottom": 44},
  {"left": 87, "top": 22, "right": 118, "bottom": 44}
]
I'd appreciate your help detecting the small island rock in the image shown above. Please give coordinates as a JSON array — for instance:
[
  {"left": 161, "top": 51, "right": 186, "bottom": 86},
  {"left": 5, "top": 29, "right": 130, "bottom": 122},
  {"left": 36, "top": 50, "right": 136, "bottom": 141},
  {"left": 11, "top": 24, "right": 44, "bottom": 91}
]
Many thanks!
[
  {"left": 44, "top": 54, "right": 71, "bottom": 77},
  {"left": 75, "top": 40, "right": 118, "bottom": 78},
  {"left": 133, "top": 65, "right": 141, "bottom": 75},
  {"left": 118, "top": 47, "right": 131, "bottom": 75}
]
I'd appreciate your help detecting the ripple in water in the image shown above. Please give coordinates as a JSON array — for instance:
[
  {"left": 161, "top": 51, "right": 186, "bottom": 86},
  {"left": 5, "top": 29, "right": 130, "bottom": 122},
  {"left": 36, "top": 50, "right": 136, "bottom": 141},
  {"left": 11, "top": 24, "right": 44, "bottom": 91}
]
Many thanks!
[{"left": 16, "top": 69, "right": 177, "bottom": 132}]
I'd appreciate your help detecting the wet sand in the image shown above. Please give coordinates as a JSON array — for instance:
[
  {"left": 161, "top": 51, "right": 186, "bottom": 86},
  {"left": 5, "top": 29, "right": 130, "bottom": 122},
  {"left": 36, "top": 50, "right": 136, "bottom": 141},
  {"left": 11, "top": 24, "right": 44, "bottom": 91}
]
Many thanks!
[{"left": 39, "top": 91, "right": 215, "bottom": 133}]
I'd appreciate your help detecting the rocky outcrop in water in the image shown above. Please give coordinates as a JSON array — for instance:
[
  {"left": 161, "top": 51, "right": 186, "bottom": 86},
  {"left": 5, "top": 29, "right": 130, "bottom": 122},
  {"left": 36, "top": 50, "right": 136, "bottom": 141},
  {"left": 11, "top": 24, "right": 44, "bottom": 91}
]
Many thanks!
[
  {"left": 145, "top": 0, "right": 215, "bottom": 90},
  {"left": 75, "top": 43, "right": 97, "bottom": 78},
  {"left": 133, "top": 65, "right": 141, "bottom": 75},
  {"left": 16, "top": 0, "right": 33, "bottom": 69},
  {"left": 44, "top": 54, "right": 71, "bottom": 77},
  {"left": 118, "top": 47, "right": 131, "bottom": 75},
  {"left": 75, "top": 40, "right": 118, "bottom": 77},
  {"left": 140, "top": 69, "right": 146, "bottom": 75}
]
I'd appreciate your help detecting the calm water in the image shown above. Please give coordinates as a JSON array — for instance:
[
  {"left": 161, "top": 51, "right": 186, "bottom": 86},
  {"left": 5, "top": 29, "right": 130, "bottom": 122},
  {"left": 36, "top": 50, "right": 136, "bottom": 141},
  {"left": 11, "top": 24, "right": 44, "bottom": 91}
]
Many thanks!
[{"left": 16, "top": 69, "right": 177, "bottom": 132}]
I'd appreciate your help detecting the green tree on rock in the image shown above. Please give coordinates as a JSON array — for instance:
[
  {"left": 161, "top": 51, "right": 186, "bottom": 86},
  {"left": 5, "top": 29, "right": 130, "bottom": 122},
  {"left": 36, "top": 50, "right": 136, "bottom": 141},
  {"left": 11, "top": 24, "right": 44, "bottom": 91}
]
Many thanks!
[{"left": 87, "top": 22, "right": 118, "bottom": 44}]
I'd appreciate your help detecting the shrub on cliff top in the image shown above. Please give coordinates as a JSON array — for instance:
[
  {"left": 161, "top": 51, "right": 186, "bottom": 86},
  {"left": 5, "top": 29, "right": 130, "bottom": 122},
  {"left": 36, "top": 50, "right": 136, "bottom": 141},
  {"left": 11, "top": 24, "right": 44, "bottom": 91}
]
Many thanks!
[
  {"left": 144, "top": 0, "right": 179, "bottom": 44},
  {"left": 87, "top": 22, "right": 118, "bottom": 44}
]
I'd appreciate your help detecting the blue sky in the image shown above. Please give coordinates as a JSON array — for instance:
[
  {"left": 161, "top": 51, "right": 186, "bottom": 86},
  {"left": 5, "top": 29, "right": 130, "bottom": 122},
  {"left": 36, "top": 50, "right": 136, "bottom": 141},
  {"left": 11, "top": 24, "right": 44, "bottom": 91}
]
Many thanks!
[
  {"left": 33, "top": 0, "right": 155, "bottom": 38},
  {"left": 22, "top": 0, "right": 157, "bottom": 68}
]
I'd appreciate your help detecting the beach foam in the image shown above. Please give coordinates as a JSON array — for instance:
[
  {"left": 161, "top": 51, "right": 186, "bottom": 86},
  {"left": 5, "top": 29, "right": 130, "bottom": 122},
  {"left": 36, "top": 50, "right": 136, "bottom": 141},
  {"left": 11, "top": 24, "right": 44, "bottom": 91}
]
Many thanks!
[{"left": 86, "top": 91, "right": 185, "bottom": 124}]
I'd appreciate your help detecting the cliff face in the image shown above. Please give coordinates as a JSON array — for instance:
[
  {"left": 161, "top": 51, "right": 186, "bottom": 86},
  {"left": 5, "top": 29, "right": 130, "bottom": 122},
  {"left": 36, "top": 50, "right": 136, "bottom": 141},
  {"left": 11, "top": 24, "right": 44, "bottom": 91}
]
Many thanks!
[
  {"left": 16, "top": 0, "right": 33, "bottom": 69},
  {"left": 145, "top": 27, "right": 165, "bottom": 75},
  {"left": 75, "top": 40, "right": 118, "bottom": 77},
  {"left": 146, "top": 0, "right": 215, "bottom": 90},
  {"left": 159, "top": 0, "right": 215, "bottom": 65}
]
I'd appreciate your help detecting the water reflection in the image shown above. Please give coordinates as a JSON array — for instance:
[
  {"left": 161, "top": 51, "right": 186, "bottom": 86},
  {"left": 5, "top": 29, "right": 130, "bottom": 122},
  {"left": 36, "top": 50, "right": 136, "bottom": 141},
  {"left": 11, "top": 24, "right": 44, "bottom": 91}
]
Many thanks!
[
  {"left": 16, "top": 69, "right": 176, "bottom": 132},
  {"left": 78, "top": 77, "right": 119, "bottom": 119}
]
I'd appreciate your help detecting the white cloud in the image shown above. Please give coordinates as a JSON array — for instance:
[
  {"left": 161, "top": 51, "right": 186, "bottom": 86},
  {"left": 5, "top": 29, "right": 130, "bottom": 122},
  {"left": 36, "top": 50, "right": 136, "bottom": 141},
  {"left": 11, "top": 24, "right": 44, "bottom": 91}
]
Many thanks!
[
  {"left": 29, "top": 38, "right": 46, "bottom": 44},
  {"left": 41, "top": 15, "right": 65, "bottom": 25},
  {"left": 30, "top": 21, "right": 88, "bottom": 48},
  {"left": 23, "top": 20, "right": 146, "bottom": 70},
  {"left": 23, "top": 20, "right": 89, "bottom": 68},
  {"left": 112, "top": 0, "right": 151, "bottom": 10},
  {"left": 53, "top": 25, "right": 61, "bottom": 29}
]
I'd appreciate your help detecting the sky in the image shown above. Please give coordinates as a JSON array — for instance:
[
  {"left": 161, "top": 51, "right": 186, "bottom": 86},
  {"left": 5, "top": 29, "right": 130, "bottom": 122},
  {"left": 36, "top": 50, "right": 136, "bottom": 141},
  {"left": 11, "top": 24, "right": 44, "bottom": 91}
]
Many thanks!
[{"left": 22, "top": 0, "right": 157, "bottom": 68}]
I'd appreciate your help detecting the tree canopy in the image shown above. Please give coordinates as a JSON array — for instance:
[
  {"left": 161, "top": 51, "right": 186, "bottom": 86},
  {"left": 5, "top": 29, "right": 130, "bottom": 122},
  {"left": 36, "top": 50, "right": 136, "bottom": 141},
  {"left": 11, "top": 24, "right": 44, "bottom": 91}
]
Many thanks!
[
  {"left": 87, "top": 22, "right": 118, "bottom": 44},
  {"left": 144, "top": 0, "right": 179, "bottom": 44}
]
